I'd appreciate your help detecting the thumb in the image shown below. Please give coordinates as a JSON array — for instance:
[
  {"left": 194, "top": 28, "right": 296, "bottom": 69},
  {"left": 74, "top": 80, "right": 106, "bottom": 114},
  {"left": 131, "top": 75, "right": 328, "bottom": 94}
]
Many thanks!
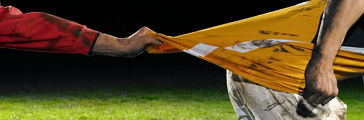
[{"left": 148, "top": 38, "right": 162, "bottom": 45}]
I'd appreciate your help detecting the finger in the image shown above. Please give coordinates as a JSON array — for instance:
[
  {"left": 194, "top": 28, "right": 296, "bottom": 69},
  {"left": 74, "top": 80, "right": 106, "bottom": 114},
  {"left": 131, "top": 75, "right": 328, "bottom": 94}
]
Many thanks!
[
  {"left": 302, "top": 87, "right": 316, "bottom": 101},
  {"left": 302, "top": 87, "right": 312, "bottom": 99},
  {"left": 147, "top": 37, "right": 162, "bottom": 45},
  {"left": 307, "top": 93, "right": 321, "bottom": 105},
  {"left": 321, "top": 95, "right": 335, "bottom": 105},
  {"left": 314, "top": 93, "right": 327, "bottom": 105},
  {"left": 150, "top": 39, "right": 162, "bottom": 45}
]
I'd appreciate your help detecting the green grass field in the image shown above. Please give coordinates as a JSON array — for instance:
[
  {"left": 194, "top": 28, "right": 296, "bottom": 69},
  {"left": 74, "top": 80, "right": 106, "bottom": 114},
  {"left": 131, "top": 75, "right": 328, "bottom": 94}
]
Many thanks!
[
  {"left": 338, "top": 78, "right": 364, "bottom": 120},
  {"left": 0, "top": 69, "right": 363, "bottom": 120}
]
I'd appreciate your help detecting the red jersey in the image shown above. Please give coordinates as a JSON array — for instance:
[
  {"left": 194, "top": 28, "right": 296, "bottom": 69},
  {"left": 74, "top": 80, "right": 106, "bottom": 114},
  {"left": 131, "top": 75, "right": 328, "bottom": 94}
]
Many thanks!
[{"left": 0, "top": 4, "right": 99, "bottom": 55}]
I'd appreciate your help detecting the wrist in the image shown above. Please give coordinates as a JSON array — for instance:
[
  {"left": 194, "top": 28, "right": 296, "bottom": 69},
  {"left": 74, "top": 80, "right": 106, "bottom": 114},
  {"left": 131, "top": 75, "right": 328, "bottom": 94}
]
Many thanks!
[
  {"left": 311, "top": 43, "right": 339, "bottom": 63},
  {"left": 307, "top": 53, "right": 333, "bottom": 71},
  {"left": 92, "top": 33, "right": 123, "bottom": 56}
]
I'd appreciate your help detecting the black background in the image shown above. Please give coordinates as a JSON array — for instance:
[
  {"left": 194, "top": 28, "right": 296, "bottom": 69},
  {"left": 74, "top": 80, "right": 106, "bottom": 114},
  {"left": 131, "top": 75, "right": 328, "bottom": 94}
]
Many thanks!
[{"left": 0, "top": 0, "right": 306, "bottom": 81}]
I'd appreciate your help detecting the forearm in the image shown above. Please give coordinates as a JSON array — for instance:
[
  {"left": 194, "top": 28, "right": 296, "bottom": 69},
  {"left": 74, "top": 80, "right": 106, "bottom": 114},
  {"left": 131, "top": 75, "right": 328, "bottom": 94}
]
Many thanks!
[
  {"left": 92, "top": 33, "right": 129, "bottom": 57},
  {"left": 312, "top": 0, "right": 364, "bottom": 65}
]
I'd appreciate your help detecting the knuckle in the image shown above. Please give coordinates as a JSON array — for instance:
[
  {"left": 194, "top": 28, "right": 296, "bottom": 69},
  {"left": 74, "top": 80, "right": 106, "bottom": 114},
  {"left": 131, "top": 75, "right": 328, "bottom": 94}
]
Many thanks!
[
  {"left": 141, "top": 26, "right": 151, "bottom": 31},
  {"left": 315, "top": 88, "right": 325, "bottom": 93},
  {"left": 141, "top": 26, "right": 148, "bottom": 30},
  {"left": 333, "top": 89, "right": 339, "bottom": 96},
  {"left": 324, "top": 91, "right": 333, "bottom": 96},
  {"left": 326, "top": 89, "right": 339, "bottom": 96}
]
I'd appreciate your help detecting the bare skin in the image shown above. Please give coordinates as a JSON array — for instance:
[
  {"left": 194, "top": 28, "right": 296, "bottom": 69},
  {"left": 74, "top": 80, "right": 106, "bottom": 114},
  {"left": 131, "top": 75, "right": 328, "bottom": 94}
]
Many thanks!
[
  {"left": 92, "top": 27, "right": 161, "bottom": 57},
  {"left": 303, "top": 0, "right": 364, "bottom": 105}
]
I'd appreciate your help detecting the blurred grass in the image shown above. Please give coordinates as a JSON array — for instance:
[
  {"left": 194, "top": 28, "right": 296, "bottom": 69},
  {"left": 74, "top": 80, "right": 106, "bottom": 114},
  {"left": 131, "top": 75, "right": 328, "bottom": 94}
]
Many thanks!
[
  {"left": 0, "top": 68, "right": 363, "bottom": 120},
  {"left": 0, "top": 69, "right": 236, "bottom": 120},
  {"left": 338, "top": 77, "right": 364, "bottom": 120}
]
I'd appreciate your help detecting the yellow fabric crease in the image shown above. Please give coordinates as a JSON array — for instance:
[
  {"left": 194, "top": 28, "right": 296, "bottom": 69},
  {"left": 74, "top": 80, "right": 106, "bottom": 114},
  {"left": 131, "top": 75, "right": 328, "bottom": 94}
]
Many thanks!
[{"left": 147, "top": 0, "right": 364, "bottom": 93}]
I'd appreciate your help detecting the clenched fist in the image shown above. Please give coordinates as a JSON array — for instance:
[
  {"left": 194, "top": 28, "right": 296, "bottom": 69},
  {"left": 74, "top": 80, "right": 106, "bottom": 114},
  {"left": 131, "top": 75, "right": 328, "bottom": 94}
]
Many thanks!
[
  {"left": 303, "top": 59, "right": 338, "bottom": 106},
  {"left": 92, "top": 27, "right": 162, "bottom": 57}
]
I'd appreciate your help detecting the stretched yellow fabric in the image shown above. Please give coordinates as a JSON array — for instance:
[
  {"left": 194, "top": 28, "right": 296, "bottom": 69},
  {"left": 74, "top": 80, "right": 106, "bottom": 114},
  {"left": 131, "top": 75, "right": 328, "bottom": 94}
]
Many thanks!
[{"left": 147, "top": 0, "right": 364, "bottom": 93}]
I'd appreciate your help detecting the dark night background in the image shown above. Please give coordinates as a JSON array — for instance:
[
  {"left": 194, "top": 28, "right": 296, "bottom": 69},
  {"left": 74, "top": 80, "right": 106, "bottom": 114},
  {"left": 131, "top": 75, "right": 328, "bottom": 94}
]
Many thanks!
[
  {"left": 1, "top": 1, "right": 364, "bottom": 119},
  {"left": 0, "top": 1, "right": 309, "bottom": 87}
]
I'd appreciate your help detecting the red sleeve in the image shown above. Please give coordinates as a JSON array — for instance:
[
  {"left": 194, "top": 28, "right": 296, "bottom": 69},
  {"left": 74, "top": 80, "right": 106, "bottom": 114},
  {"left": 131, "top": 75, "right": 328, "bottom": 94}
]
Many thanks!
[{"left": 0, "top": 5, "right": 99, "bottom": 55}]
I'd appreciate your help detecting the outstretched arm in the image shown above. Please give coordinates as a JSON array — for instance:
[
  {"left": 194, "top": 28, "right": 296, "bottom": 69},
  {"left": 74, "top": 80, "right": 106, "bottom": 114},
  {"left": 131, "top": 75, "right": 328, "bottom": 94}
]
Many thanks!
[
  {"left": 303, "top": 0, "right": 364, "bottom": 105},
  {"left": 0, "top": 5, "right": 160, "bottom": 57}
]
